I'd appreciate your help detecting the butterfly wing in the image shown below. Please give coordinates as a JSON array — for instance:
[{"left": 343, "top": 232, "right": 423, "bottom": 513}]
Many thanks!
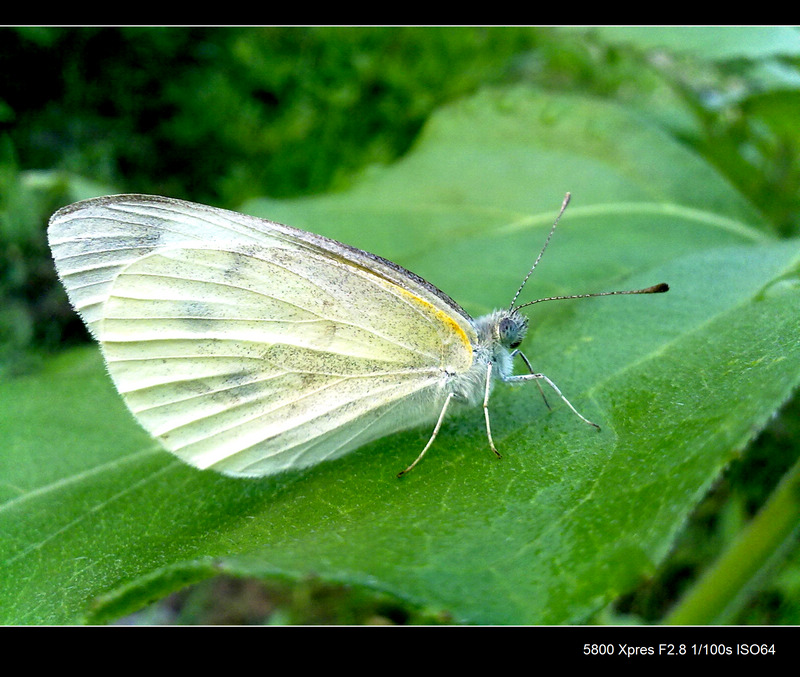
[
  {"left": 48, "top": 194, "right": 476, "bottom": 338},
  {"left": 48, "top": 195, "right": 477, "bottom": 476}
]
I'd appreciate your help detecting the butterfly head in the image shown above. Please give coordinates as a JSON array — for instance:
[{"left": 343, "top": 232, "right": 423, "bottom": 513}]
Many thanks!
[{"left": 494, "top": 309, "right": 528, "bottom": 350}]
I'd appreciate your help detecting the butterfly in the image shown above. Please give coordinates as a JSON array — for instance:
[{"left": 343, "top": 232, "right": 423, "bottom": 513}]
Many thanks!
[{"left": 48, "top": 193, "right": 668, "bottom": 477}]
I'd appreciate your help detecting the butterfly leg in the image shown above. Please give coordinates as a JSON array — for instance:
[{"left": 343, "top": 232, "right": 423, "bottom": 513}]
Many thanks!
[
  {"left": 397, "top": 392, "right": 456, "bottom": 477},
  {"left": 483, "top": 362, "right": 503, "bottom": 459},
  {"left": 512, "top": 349, "right": 551, "bottom": 410},
  {"left": 505, "top": 369, "right": 601, "bottom": 431}
]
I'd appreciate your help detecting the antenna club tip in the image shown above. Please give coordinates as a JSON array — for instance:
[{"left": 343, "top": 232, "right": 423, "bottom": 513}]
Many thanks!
[{"left": 649, "top": 282, "right": 670, "bottom": 293}]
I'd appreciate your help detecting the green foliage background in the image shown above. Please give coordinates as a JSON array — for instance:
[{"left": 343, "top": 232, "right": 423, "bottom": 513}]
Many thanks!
[{"left": 2, "top": 26, "right": 800, "bottom": 624}]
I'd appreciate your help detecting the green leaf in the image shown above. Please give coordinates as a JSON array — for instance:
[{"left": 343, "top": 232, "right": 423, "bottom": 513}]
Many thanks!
[
  {"left": 3, "top": 87, "right": 799, "bottom": 624},
  {"left": 588, "top": 26, "right": 800, "bottom": 62}
]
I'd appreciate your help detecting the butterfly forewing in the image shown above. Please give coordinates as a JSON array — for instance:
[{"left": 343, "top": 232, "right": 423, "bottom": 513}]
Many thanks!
[
  {"left": 48, "top": 195, "right": 476, "bottom": 340},
  {"left": 50, "top": 198, "right": 476, "bottom": 476}
]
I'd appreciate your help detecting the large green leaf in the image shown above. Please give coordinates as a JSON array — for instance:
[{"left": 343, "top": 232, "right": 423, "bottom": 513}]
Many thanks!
[
  {"left": 587, "top": 26, "right": 800, "bottom": 61},
  {"left": 3, "top": 87, "right": 799, "bottom": 624}
]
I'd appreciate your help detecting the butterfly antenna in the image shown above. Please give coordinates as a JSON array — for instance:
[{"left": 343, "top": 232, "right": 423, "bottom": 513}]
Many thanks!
[
  {"left": 514, "top": 282, "right": 669, "bottom": 311},
  {"left": 508, "top": 192, "right": 572, "bottom": 311}
]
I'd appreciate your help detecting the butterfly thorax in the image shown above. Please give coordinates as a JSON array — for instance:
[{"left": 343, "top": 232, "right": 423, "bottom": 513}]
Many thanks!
[{"left": 445, "top": 308, "right": 530, "bottom": 405}]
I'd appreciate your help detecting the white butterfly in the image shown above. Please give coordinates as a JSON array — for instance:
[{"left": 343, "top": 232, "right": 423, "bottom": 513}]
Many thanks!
[{"left": 48, "top": 193, "right": 667, "bottom": 477}]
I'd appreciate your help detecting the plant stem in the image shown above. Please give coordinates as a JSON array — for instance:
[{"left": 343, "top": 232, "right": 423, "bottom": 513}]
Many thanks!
[{"left": 664, "top": 454, "right": 800, "bottom": 624}]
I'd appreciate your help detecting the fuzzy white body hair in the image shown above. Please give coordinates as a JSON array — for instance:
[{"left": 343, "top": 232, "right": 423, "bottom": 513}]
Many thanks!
[{"left": 447, "top": 308, "right": 529, "bottom": 406}]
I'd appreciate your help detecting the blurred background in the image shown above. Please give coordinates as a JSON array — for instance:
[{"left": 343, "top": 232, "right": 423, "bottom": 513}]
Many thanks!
[{"left": 2, "top": 26, "right": 800, "bottom": 624}]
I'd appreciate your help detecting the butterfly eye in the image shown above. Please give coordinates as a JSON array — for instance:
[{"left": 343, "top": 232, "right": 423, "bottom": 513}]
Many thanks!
[{"left": 498, "top": 316, "right": 524, "bottom": 349}]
